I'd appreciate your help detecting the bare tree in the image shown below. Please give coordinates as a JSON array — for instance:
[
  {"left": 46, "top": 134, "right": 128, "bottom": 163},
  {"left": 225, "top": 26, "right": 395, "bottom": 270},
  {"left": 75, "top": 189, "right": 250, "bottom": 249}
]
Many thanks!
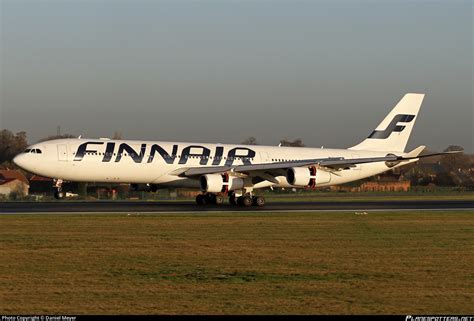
[
  {"left": 37, "top": 134, "right": 76, "bottom": 142},
  {"left": 112, "top": 131, "right": 123, "bottom": 140},
  {"left": 241, "top": 136, "right": 259, "bottom": 145},
  {"left": 440, "top": 145, "right": 471, "bottom": 172},
  {"left": 443, "top": 145, "right": 464, "bottom": 152},
  {"left": 279, "top": 138, "right": 305, "bottom": 147}
]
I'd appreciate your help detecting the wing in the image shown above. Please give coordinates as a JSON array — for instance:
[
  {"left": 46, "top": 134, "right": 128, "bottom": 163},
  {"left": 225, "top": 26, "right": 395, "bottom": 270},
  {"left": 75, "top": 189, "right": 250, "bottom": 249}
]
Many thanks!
[{"left": 176, "top": 148, "right": 461, "bottom": 178}]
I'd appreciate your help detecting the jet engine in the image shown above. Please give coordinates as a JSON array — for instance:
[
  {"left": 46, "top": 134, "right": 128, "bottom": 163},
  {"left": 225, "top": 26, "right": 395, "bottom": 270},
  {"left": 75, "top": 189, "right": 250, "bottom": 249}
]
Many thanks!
[
  {"left": 200, "top": 174, "right": 244, "bottom": 193},
  {"left": 286, "top": 166, "right": 331, "bottom": 188}
]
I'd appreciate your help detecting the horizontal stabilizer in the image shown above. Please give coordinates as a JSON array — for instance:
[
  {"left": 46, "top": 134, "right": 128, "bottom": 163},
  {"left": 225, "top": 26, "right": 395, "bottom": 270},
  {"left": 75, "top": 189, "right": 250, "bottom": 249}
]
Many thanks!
[{"left": 405, "top": 145, "right": 426, "bottom": 158}]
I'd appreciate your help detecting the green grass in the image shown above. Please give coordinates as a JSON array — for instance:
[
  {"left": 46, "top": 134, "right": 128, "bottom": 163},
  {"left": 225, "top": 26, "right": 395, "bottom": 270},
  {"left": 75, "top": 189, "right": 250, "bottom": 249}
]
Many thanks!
[
  {"left": 263, "top": 191, "right": 474, "bottom": 202},
  {"left": 0, "top": 211, "right": 473, "bottom": 314}
]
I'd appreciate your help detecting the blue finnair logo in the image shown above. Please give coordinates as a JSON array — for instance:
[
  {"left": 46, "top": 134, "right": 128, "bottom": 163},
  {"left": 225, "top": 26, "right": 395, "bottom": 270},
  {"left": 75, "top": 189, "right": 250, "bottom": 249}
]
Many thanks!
[
  {"left": 368, "top": 114, "right": 415, "bottom": 139},
  {"left": 73, "top": 142, "right": 256, "bottom": 166}
]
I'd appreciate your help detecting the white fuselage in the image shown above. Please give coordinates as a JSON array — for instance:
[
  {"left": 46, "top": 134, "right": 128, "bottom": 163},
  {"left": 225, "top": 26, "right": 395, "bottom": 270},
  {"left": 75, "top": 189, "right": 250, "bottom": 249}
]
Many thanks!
[{"left": 14, "top": 138, "right": 400, "bottom": 190}]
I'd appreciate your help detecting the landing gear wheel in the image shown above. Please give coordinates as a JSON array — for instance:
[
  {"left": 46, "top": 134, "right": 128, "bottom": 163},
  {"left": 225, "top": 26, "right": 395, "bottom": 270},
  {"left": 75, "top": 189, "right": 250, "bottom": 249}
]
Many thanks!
[
  {"left": 196, "top": 194, "right": 206, "bottom": 205},
  {"left": 205, "top": 193, "right": 216, "bottom": 204},
  {"left": 229, "top": 196, "right": 238, "bottom": 206},
  {"left": 253, "top": 196, "right": 265, "bottom": 207},
  {"left": 214, "top": 195, "right": 224, "bottom": 205},
  {"left": 238, "top": 195, "right": 253, "bottom": 207},
  {"left": 54, "top": 190, "right": 65, "bottom": 200}
]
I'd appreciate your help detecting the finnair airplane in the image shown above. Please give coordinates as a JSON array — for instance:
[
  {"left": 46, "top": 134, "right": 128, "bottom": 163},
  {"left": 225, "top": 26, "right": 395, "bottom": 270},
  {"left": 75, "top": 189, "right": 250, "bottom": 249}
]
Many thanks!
[{"left": 13, "top": 93, "right": 457, "bottom": 206}]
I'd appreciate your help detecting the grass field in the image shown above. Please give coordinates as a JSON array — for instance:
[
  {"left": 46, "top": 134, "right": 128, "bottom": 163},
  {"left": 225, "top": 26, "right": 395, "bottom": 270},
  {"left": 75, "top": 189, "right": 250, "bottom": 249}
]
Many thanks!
[
  {"left": 1, "top": 210, "right": 473, "bottom": 314},
  {"left": 263, "top": 191, "right": 474, "bottom": 202}
]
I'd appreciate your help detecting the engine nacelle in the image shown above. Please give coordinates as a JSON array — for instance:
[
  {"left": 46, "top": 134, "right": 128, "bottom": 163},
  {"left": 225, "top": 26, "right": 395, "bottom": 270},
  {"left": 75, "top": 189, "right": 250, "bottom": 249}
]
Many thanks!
[
  {"left": 200, "top": 174, "right": 244, "bottom": 193},
  {"left": 287, "top": 166, "right": 331, "bottom": 188},
  {"left": 130, "top": 183, "right": 159, "bottom": 192}
]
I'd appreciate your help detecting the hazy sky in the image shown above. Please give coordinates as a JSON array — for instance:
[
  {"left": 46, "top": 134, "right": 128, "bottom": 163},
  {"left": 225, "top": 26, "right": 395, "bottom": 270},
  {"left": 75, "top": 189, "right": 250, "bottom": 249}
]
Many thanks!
[{"left": 1, "top": 0, "right": 472, "bottom": 152}]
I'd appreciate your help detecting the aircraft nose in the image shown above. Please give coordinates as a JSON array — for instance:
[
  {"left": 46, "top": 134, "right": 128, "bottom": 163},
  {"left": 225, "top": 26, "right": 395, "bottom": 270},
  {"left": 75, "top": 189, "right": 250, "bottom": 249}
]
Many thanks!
[{"left": 13, "top": 154, "right": 26, "bottom": 169}]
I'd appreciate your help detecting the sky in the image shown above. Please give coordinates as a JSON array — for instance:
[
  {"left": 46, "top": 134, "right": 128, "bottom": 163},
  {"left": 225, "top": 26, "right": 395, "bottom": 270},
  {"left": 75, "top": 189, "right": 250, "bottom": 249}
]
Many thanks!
[{"left": 0, "top": 0, "right": 472, "bottom": 152}]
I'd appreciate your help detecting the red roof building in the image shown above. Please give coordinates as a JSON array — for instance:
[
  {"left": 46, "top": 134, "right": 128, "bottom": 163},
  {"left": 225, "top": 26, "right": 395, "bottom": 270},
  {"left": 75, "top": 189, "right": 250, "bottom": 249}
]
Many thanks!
[
  {"left": 0, "top": 169, "right": 29, "bottom": 185},
  {"left": 0, "top": 170, "right": 29, "bottom": 197}
]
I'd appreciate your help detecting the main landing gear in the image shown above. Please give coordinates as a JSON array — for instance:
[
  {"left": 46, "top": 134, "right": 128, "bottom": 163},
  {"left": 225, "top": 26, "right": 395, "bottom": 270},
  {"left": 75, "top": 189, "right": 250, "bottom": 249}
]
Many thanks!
[
  {"left": 229, "top": 194, "right": 265, "bottom": 207},
  {"left": 196, "top": 192, "right": 265, "bottom": 207},
  {"left": 195, "top": 193, "right": 225, "bottom": 205}
]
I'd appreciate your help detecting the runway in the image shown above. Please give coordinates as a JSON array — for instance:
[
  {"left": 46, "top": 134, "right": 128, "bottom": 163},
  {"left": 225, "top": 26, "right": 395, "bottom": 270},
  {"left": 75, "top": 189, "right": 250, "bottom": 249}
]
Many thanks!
[{"left": 0, "top": 200, "right": 473, "bottom": 213}]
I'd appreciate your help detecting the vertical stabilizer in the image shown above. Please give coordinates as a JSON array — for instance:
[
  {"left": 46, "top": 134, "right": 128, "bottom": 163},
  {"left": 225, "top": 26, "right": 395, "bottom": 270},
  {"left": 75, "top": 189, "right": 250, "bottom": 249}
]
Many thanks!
[{"left": 349, "top": 93, "right": 425, "bottom": 152}]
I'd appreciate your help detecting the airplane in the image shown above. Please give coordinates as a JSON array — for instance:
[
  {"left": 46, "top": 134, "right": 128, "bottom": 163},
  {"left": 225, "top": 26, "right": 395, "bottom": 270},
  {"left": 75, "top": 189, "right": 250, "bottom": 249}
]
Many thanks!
[{"left": 13, "top": 93, "right": 460, "bottom": 206}]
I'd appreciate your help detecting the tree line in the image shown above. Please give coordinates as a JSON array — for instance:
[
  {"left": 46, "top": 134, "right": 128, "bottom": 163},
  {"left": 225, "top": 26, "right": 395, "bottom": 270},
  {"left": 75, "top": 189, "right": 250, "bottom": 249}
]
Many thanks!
[
  {"left": 0, "top": 130, "right": 472, "bottom": 188},
  {"left": 241, "top": 136, "right": 305, "bottom": 147}
]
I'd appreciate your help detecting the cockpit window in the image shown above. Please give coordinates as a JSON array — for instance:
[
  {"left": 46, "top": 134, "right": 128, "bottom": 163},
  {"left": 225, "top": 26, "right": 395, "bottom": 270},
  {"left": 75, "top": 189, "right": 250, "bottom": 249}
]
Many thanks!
[{"left": 24, "top": 148, "right": 42, "bottom": 154}]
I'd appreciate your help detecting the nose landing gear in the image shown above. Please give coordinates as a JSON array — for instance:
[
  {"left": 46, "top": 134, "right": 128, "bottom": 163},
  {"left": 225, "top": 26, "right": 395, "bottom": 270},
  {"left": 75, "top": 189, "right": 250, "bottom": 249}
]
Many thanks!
[{"left": 53, "top": 179, "right": 64, "bottom": 200}]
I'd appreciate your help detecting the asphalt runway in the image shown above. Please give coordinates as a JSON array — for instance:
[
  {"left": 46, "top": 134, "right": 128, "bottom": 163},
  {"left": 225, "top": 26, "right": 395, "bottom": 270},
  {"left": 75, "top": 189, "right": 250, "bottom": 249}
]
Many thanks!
[{"left": 0, "top": 200, "right": 473, "bottom": 213}]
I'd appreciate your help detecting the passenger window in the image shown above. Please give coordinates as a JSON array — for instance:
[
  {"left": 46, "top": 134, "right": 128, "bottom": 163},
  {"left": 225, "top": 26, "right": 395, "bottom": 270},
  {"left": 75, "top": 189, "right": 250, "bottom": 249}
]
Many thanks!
[{"left": 36, "top": 149, "right": 42, "bottom": 154}]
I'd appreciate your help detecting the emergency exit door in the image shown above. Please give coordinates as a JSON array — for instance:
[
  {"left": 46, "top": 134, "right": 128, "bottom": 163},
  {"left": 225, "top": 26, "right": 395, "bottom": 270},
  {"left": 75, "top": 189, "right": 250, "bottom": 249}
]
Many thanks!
[{"left": 260, "top": 152, "right": 270, "bottom": 163}]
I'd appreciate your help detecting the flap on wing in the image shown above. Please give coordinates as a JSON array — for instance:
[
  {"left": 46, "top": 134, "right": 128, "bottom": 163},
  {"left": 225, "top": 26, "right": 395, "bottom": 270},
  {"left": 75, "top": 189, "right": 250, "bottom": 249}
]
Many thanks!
[{"left": 178, "top": 166, "right": 231, "bottom": 177}]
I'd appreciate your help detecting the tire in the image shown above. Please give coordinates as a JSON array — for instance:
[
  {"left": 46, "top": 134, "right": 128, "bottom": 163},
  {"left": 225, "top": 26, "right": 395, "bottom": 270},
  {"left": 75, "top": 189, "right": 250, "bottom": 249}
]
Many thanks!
[
  {"left": 240, "top": 195, "right": 253, "bottom": 207},
  {"left": 54, "top": 191, "right": 64, "bottom": 200},
  {"left": 215, "top": 195, "right": 224, "bottom": 205},
  {"left": 196, "top": 194, "right": 206, "bottom": 205},
  {"left": 206, "top": 193, "right": 217, "bottom": 204},
  {"left": 253, "top": 196, "right": 265, "bottom": 207},
  {"left": 229, "top": 196, "right": 238, "bottom": 206}
]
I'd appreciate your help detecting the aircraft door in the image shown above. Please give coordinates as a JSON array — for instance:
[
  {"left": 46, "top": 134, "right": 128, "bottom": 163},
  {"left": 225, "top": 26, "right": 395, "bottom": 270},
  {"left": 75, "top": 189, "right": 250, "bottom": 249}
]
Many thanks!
[
  {"left": 260, "top": 152, "right": 270, "bottom": 163},
  {"left": 58, "top": 144, "right": 68, "bottom": 161}
]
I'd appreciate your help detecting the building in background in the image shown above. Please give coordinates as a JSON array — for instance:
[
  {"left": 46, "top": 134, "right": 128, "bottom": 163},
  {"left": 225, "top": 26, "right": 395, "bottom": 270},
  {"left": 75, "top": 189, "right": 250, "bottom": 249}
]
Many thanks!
[
  {"left": 29, "top": 175, "right": 54, "bottom": 194},
  {"left": 0, "top": 170, "right": 30, "bottom": 197}
]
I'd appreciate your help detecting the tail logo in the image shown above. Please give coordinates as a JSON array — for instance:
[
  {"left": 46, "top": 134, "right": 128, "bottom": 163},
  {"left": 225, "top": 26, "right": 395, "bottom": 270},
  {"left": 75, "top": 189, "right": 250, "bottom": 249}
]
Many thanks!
[{"left": 368, "top": 114, "right": 415, "bottom": 139}]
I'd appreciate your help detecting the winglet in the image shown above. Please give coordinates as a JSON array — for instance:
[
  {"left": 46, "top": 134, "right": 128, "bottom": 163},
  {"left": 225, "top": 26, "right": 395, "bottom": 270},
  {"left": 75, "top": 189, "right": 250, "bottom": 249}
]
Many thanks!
[{"left": 405, "top": 145, "right": 426, "bottom": 158}]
